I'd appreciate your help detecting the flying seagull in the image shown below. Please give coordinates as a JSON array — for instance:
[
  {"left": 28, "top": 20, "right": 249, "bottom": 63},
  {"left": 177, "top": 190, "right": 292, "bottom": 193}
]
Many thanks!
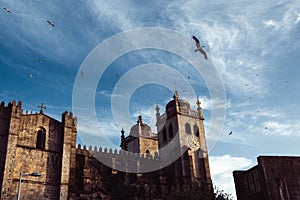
[
  {"left": 192, "top": 35, "right": 207, "bottom": 60},
  {"left": 37, "top": 59, "right": 46, "bottom": 63},
  {"left": 28, "top": 74, "right": 35, "bottom": 79},
  {"left": 3, "top": 8, "right": 11, "bottom": 13},
  {"left": 46, "top": 20, "right": 55, "bottom": 27},
  {"left": 228, "top": 131, "right": 232, "bottom": 135}
]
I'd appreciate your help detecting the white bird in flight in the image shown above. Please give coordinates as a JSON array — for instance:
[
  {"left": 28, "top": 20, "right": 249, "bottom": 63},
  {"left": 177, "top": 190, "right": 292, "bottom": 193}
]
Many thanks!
[
  {"left": 37, "top": 59, "right": 46, "bottom": 63},
  {"left": 28, "top": 74, "right": 35, "bottom": 79},
  {"left": 192, "top": 35, "right": 208, "bottom": 60}
]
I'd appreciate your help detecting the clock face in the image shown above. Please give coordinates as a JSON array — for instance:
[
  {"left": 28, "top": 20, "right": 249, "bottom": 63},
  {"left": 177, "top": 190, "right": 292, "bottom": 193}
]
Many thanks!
[{"left": 187, "top": 135, "right": 200, "bottom": 149}]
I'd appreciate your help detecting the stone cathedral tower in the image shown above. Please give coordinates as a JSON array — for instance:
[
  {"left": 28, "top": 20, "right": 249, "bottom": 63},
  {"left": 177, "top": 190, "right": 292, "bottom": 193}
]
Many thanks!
[
  {"left": 155, "top": 91, "right": 212, "bottom": 190},
  {"left": 0, "top": 101, "right": 77, "bottom": 200},
  {"left": 1, "top": 94, "right": 213, "bottom": 199},
  {"left": 121, "top": 91, "right": 212, "bottom": 193}
]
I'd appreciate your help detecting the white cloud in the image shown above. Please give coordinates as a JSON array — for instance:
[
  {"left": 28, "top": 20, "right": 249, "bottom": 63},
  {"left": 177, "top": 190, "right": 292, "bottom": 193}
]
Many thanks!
[
  {"left": 263, "top": 19, "right": 278, "bottom": 27},
  {"left": 263, "top": 121, "right": 293, "bottom": 136},
  {"left": 161, "top": 0, "right": 300, "bottom": 104},
  {"left": 209, "top": 155, "right": 254, "bottom": 199},
  {"left": 201, "top": 96, "right": 230, "bottom": 110},
  {"left": 89, "top": 1, "right": 135, "bottom": 31}
]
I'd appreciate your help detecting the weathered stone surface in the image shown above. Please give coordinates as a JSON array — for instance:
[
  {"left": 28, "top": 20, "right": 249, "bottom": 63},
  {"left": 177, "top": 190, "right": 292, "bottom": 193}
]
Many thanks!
[
  {"left": 233, "top": 156, "right": 300, "bottom": 200},
  {"left": 0, "top": 94, "right": 213, "bottom": 199},
  {"left": 0, "top": 101, "right": 76, "bottom": 200}
]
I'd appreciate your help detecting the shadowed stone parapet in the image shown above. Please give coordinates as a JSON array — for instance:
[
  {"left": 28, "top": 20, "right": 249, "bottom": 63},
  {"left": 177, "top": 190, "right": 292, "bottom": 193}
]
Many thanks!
[
  {"left": 75, "top": 144, "right": 160, "bottom": 177},
  {"left": 62, "top": 111, "right": 77, "bottom": 128},
  {"left": 0, "top": 100, "right": 23, "bottom": 199},
  {"left": 60, "top": 111, "right": 77, "bottom": 200}
]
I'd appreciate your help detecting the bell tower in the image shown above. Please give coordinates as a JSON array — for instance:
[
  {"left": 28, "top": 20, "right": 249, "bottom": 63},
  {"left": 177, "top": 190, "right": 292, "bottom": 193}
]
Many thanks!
[{"left": 156, "top": 91, "right": 212, "bottom": 190}]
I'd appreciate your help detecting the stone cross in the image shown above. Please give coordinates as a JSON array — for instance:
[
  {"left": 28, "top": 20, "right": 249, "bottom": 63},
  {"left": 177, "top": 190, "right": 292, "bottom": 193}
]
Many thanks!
[{"left": 38, "top": 103, "right": 46, "bottom": 114}]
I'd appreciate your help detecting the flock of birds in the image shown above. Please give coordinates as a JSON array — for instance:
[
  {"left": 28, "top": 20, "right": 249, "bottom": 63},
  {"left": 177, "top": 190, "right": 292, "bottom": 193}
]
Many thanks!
[
  {"left": 4, "top": 6, "right": 208, "bottom": 79},
  {"left": 3, "top": 7, "right": 53, "bottom": 28},
  {"left": 3, "top": 7, "right": 285, "bottom": 137},
  {"left": 27, "top": 59, "right": 48, "bottom": 79},
  {"left": 3, "top": 7, "right": 55, "bottom": 79},
  {"left": 3, "top": 7, "right": 54, "bottom": 28}
]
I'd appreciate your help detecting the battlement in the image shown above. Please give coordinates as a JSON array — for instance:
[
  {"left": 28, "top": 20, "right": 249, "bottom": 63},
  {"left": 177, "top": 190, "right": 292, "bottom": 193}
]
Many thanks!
[
  {"left": 62, "top": 111, "right": 77, "bottom": 127},
  {"left": 0, "top": 100, "right": 23, "bottom": 116},
  {"left": 76, "top": 144, "right": 159, "bottom": 161}
]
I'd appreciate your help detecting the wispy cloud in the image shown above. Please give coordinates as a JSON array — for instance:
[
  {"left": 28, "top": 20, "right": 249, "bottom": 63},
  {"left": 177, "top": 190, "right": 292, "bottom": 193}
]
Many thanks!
[
  {"left": 162, "top": 0, "right": 300, "bottom": 103},
  {"left": 1, "top": 2, "right": 300, "bottom": 197}
]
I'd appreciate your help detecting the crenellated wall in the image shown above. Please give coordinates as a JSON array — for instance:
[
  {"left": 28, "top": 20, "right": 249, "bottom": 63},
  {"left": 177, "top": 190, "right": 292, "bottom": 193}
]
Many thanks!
[
  {"left": 76, "top": 144, "right": 159, "bottom": 160},
  {"left": 0, "top": 96, "right": 213, "bottom": 200},
  {"left": 71, "top": 144, "right": 163, "bottom": 199}
]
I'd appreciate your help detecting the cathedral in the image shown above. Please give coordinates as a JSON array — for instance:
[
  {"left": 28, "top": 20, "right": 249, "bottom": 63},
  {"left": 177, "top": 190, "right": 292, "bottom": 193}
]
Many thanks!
[{"left": 0, "top": 91, "right": 213, "bottom": 199}]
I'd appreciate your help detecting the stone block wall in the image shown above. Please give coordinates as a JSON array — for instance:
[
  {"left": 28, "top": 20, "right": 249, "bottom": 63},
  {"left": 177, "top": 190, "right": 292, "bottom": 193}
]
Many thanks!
[
  {"left": 0, "top": 101, "right": 11, "bottom": 194},
  {"left": 0, "top": 101, "right": 77, "bottom": 200}
]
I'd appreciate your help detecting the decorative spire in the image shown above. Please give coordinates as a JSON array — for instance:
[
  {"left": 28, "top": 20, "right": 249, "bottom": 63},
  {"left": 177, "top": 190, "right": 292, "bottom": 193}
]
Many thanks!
[
  {"left": 137, "top": 115, "right": 143, "bottom": 125},
  {"left": 196, "top": 96, "right": 201, "bottom": 107},
  {"left": 155, "top": 103, "right": 160, "bottom": 126},
  {"left": 173, "top": 90, "right": 179, "bottom": 100},
  {"left": 121, "top": 127, "right": 125, "bottom": 137},
  {"left": 155, "top": 102, "right": 160, "bottom": 113},
  {"left": 173, "top": 90, "right": 179, "bottom": 113},
  {"left": 120, "top": 127, "right": 125, "bottom": 149},
  {"left": 196, "top": 97, "right": 204, "bottom": 120}
]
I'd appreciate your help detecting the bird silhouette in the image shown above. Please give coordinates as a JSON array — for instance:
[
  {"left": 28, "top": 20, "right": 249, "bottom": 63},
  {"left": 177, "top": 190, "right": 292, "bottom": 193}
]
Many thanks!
[
  {"left": 3, "top": 8, "right": 11, "bottom": 13},
  {"left": 192, "top": 35, "right": 208, "bottom": 60},
  {"left": 47, "top": 20, "right": 55, "bottom": 27},
  {"left": 228, "top": 131, "right": 232, "bottom": 135},
  {"left": 28, "top": 74, "right": 35, "bottom": 79},
  {"left": 37, "top": 59, "right": 46, "bottom": 63}
]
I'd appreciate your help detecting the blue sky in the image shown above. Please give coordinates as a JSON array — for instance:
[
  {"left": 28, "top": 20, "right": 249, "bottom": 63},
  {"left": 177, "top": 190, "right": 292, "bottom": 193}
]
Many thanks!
[{"left": 1, "top": 0, "right": 300, "bottom": 198}]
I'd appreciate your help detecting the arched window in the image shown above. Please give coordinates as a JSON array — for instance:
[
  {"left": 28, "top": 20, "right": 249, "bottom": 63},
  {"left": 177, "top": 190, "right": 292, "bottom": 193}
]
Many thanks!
[
  {"left": 36, "top": 128, "right": 46, "bottom": 149},
  {"left": 193, "top": 125, "right": 199, "bottom": 137},
  {"left": 169, "top": 124, "right": 173, "bottom": 139},
  {"left": 185, "top": 123, "right": 191, "bottom": 134},
  {"left": 162, "top": 128, "right": 167, "bottom": 142}
]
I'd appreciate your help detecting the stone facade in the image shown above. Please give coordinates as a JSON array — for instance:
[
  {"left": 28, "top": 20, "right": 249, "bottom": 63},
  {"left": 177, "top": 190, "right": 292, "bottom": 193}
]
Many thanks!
[
  {"left": 233, "top": 156, "right": 300, "bottom": 200},
  {"left": 0, "top": 92, "right": 213, "bottom": 199},
  {"left": 0, "top": 101, "right": 77, "bottom": 200},
  {"left": 121, "top": 91, "right": 212, "bottom": 195},
  {"left": 122, "top": 116, "right": 158, "bottom": 155}
]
